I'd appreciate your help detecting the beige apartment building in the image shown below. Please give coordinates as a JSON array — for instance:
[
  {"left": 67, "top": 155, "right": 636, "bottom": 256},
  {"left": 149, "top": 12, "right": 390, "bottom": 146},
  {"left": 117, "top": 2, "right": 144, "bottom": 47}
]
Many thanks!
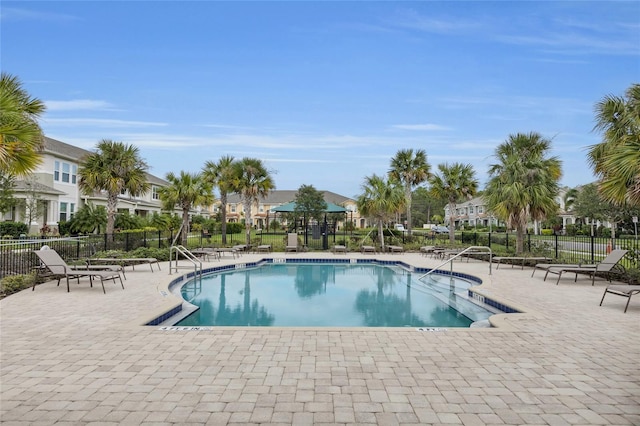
[
  {"left": 3, "top": 137, "right": 366, "bottom": 235},
  {"left": 2, "top": 137, "right": 172, "bottom": 234},
  {"left": 223, "top": 190, "right": 366, "bottom": 230}
]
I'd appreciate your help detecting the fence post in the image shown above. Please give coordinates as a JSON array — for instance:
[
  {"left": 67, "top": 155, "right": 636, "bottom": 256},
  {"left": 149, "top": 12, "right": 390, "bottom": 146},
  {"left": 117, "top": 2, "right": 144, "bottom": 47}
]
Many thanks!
[
  {"left": 527, "top": 233, "right": 531, "bottom": 253},
  {"left": 76, "top": 239, "right": 80, "bottom": 259},
  {"left": 505, "top": 232, "right": 509, "bottom": 250},
  {"left": 488, "top": 232, "right": 491, "bottom": 248},
  {"left": 554, "top": 233, "right": 559, "bottom": 259},
  {"left": 590, "top": 235, "right": 595, "bottom": 264}
]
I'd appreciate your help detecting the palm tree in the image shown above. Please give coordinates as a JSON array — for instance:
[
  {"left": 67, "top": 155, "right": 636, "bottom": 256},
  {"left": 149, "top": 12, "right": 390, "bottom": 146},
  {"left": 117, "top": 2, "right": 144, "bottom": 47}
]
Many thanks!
[
  {"left": 429, "top": 163, "right": 478, "bottom": 243},
  {"left": 0, "top": 72, "right": 46, "bottom": 177},
  {"left": 484, "top": 132, "right": 562, "bottom": 254},
  {"left": 202, "top": 155, "right": 235, "bottom": 244},
  {"left": 389, "top": 149, "right": 430, "bottom": 235},
  {"left": 230, "top": 158, "right": 275, "bottom": 245},
  {"left": 356, "top": 174, "right": 405, "bottom": 251},
  {"left": 563, "top": 187, "right": 579, "bottom": 213},
  {"left": 158, "top": 171, "right": 214, "bottom": 246},
  {"left": 588, "top": 83, "right": 640, "bottom": 206},
  {"left": 78, "top": 140, "right": 150, "bottom": 237}
]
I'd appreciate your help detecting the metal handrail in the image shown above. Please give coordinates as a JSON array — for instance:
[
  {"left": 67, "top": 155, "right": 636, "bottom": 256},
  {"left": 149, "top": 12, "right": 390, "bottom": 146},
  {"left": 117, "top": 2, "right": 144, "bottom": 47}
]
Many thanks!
[
  {"left": 169, "top": 244, "right": 202, "bottom": 279},
  {"left": 419, "top": 246, "right": 492, "bottom": 280}
]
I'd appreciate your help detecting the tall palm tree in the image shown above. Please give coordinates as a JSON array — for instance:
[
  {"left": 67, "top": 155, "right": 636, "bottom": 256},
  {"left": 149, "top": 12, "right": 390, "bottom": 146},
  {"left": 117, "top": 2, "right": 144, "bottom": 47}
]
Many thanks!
[
  {"left": 429, "top": 163, "right": 478, "bottom": 243},
  {"left": 230, "top": 158, "right": 275, "bottom": 245},
  {"left": 356, "top": 174, "right": 405, "bottom": 251},
  {"left": 484, "top": 132, "right": 562, "bottom": 254},
  {"left": 78, "top": 140, "right": 150, "bottom": 237},
  {"left": 158, "top": 171, "right": 214, "bottom": 246},
  {"left": 202, "top": 155, "right": 236, "bottom": 244},
  {"left": 588, "top": 83, "right": 640, "bottom": 206},
  {"left": 0, "top": 72, "right": 46, "bottom": 177},
  {"left": 388, "top": 148, "right": 430, "bottom": 235}
]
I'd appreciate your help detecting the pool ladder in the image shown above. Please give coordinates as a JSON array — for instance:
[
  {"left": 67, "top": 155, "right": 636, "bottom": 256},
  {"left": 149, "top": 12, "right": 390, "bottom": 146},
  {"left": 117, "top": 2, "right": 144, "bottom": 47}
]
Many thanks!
[{"left": 418, "top": 246, "right": 492, "bottom": 280}]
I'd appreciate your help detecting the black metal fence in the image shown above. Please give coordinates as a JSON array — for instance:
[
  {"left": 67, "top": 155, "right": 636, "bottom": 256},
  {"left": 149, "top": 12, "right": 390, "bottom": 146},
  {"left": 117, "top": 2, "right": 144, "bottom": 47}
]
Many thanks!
[{"left": 1, "top": 229, "right": 638, "bottom": 278}]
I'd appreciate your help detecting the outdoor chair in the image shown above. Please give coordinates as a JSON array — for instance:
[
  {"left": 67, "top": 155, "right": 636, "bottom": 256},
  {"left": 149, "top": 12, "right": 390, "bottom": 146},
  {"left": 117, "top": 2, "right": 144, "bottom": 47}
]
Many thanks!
[
  {"left": 361, "top": 245, "right": 376, "bottom": 254},
  {"left": 532, "top": 249, "right": 629, "bottom": 279},
  {"left": 544, "top": 249, "right": 628, "bottom": 285},
  {"left": 285, "top": 233, "right": 300, "bottom": 252},
  {"left": 33, "top": 249, "right": 124, "bottom": 293},
  {"left": 600, "top": 285, "right": 640, "bottom": 313}
]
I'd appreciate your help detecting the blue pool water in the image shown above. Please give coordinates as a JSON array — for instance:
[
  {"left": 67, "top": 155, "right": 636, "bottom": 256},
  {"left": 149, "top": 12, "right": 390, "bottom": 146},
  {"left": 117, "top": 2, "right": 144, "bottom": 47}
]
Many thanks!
[{"left": 175, "top": 263, "right": 494, "bottom": 327}]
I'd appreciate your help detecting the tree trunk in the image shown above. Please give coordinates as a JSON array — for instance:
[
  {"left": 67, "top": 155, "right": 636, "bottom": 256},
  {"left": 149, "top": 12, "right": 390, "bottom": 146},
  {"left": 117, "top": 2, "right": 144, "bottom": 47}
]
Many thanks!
[
  {"left": 181, "top": 208, "right": 190, "bottom": 246},
  {"left": 106, "top": 193, "right": 118, "bottom": 239},
  {"left": 515, "top": 225, "right": 525, "bottom": 254},
  {"left": 220, "top": 192, "right": 228, "bottom": 244},
  {"left": 243, "top": 199, "right": 252, "bottom": 246},
  {"left": 405, "top": 185, "right": 412, "bottom": 235},
  {"left": 378, "top": 220, "right": 385, "bottom": 251},
  {"left": 448, "top": 201, "right": 456, "bottom": 244}
]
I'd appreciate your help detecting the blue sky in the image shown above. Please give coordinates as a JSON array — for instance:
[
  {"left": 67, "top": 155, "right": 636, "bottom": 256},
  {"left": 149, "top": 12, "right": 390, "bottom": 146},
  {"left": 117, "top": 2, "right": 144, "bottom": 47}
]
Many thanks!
[{"left": 3, "top": 1, "right": 639, "bottom": 199}]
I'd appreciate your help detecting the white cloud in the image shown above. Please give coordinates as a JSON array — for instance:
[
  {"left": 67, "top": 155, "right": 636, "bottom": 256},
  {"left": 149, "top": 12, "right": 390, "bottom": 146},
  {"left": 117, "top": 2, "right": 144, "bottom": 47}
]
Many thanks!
[
  {"left": 0, "top": 7, "right": 80, "bottom": 22},
  {"left": 43, "top": 118, "right": 168, "bottom": 128},
  {"left": 391, "top": 124, "right": 451, "bottom": 131},
  {"left": 45, "top": 99, "right": 116, "bottom": 111}
]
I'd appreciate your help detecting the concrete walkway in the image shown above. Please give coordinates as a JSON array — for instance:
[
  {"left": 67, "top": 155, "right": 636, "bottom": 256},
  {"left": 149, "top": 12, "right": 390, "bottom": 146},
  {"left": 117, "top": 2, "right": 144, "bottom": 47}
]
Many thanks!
[{"left": 1, "top": 252, "right": 638, "bottom": 425}]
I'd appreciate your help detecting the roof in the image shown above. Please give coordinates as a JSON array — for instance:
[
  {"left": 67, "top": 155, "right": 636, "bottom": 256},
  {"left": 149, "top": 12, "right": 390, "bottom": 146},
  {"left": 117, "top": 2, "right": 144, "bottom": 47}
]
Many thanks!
[
  {"left": 227, "top": 190, "right": 354, "bottom": 205},
  {"left": 43, "top": 137, "right": 92, "bottom": 162},
  {"left": 13, "top": 180, "right": 66, "bottom": 195},
  {"left": 43, "top": 136, "right": 168, "bottom": 185},
  {"left": 270, "top": 201, "right": 348, "bottom": 213}
]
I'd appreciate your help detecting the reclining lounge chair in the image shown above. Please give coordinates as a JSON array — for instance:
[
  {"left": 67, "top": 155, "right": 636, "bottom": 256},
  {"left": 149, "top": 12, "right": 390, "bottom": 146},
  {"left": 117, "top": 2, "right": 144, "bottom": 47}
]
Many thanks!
[
  {"left": 544, "top": 249, "right": 628, "bottom": 286},
  {"left": 600, "top": 285, "right": 640, "bottom": 313},
  {"left": 533, "top": 249, "right": 628, "bottom": 279},
  {"left": 33, "top": 249, "right": 124, "bottom": 293}
]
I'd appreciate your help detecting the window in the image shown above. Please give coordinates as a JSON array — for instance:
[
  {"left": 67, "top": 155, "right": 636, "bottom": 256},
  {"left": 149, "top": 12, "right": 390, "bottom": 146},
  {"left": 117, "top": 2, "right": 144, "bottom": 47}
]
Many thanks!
[
  {"left": 259, "top": 205, "right": 264, "bottom": 213},
  {"left": 60, "top": 202, "right": 68, "bottom": 221},
  {"left": 70, "top": 203, "right": 75, "bottom": 219},
  {"left": 152, "top": 186, "right": 160, "bottom": 200},
  {"left": 231, "top": 205, "right": 236, "bottom": 213},
  {"left": 62, "top": 163, "right": 70, "bottom": 183},
  {"left": 54, "top": 161, "right": 77, "bottom": 184},
  {"left": 478, "top": 206, "right": 484, "bottom": 214},
  {"left": 469, "top": 206, "right": 474, "bottom": 214}
]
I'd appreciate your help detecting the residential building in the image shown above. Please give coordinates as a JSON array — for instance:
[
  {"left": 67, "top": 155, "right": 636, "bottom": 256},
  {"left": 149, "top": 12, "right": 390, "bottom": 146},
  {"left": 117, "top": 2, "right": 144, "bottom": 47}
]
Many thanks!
[
  {"left": 223, "top": 190, "right": 366, "bottom": 230},
  {"left": 2, "top": 137, "right": 171, "bottom": 234}
]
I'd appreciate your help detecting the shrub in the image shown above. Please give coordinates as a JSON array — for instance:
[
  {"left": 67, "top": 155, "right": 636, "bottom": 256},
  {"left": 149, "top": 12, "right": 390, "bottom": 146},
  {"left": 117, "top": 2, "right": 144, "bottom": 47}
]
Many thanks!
[
  {"left": 1, "top": 274, "right": 35, "bottom": 297},
  {"left": 225, "top": 222, "right": 244, "bottom": 234},
  {"left": 540, "top": 229, "right": 555, "bottom": 236},
  {"left": 0, "top": 222, "right": 28, "bottom": 238}
]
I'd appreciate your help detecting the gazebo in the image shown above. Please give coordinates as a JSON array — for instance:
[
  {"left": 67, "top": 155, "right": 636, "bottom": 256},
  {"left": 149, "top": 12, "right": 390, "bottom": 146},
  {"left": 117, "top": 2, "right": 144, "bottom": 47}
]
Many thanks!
[{"left": 269, "top": 201, "right": 348, "bottom": 249}]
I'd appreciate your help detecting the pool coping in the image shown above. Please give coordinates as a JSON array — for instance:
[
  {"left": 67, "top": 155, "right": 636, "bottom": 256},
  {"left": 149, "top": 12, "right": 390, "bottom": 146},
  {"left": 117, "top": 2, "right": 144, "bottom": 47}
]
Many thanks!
[{"left": 134, "top": 257, "right": 538, "bottom": 331}]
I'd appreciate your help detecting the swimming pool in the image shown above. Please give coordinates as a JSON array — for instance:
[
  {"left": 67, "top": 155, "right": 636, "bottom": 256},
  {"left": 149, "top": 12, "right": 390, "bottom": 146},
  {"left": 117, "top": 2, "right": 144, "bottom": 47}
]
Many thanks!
[{"left": 173, "top": 261, "right": 496, "bottom": 327}]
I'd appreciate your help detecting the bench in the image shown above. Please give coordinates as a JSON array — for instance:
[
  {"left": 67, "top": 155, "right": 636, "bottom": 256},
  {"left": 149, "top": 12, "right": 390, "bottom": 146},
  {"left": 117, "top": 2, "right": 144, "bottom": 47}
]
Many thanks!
[
  {"left": 332, "top": 245, "right": 347, "bottom": 254},
  {"left": 388, "top": 245, "right": 404, "bottom": 254},
  {"left": 361, "top": 245, "right": 376, "bottom": 254},
  {"left": 493, "top": 256, "right": 551, "bottom": 270}
]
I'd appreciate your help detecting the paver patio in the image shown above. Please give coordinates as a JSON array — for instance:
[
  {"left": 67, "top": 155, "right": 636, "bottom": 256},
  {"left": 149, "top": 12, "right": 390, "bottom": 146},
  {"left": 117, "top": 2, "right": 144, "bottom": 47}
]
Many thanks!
[{"left": 1, "top": 251, "right": 638, "bottom": 425}]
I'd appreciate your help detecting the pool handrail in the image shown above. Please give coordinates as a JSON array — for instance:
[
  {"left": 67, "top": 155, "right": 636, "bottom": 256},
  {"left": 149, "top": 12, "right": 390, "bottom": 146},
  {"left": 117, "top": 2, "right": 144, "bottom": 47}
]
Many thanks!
[
  {"left": 169, "top": 245, "right": 202, "bottom": 279},
  {"left": 419, "top": 246, "right": 492, "bottom": 280}
]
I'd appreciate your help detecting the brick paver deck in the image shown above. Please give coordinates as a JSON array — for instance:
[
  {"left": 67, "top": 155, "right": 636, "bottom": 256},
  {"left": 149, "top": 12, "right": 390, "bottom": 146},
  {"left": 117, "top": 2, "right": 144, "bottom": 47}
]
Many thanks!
[{"left": 1, "top": 252, "right": 638, "bottom": 425}]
